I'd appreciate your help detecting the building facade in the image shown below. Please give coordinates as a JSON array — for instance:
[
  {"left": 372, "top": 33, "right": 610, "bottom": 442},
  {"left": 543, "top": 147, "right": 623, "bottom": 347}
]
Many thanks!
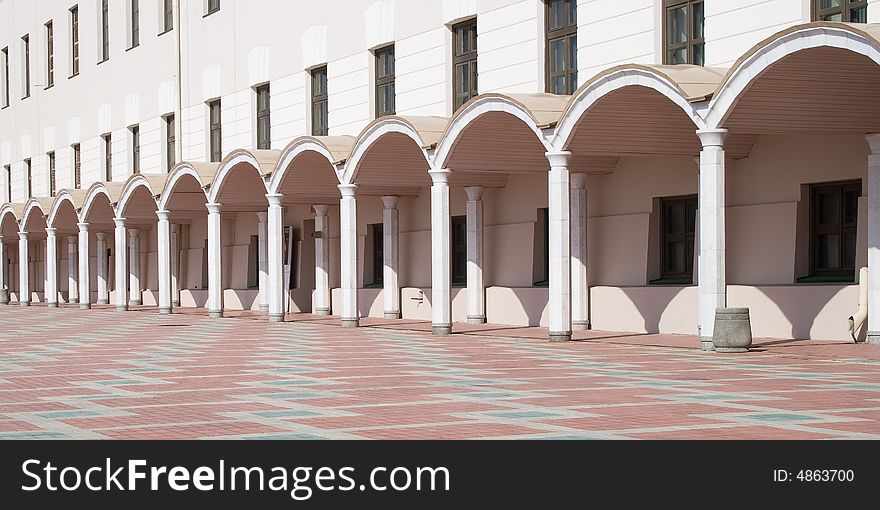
[{"left": 2, "top": 0, "right": 880, "bottom": 346}]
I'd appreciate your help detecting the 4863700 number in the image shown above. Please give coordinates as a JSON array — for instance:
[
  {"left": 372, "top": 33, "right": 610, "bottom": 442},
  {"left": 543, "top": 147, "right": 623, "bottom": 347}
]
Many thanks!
[{"left": 795, "top": 469, "right": 854, "bottom": 482}]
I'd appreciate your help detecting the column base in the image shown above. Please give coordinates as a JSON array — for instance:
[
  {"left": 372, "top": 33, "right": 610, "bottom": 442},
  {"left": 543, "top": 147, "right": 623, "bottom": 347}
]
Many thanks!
[
  {"left": 69, "top": 298, "right": 78, "bottom": 304},
  {"left": 341, "top": 317, "right": 359, "bottom": 328},
  {"left": 80, "top": 303, "right": 91, "bottom": 310},
  {"left": 0, "top": 290, "right": 8, "bottom": 304},
  {"left": 19, "top": 301, "right": 30, "bottom": 307},
  {"left": 172, "top": 300, "right": 181, "bottom": 307},
  {"left": 572, "top": 320, "right": 590, "bottom": 331},
  {"left": 259, "top": 304, "right": 270, "bottom": 313},
  {"left": 315, "top": 308, "right": 332, "bottom": 316},
  {"left": 549, "top": 331, "right": 571, "bottom": 342},
  {"left": 159, "top": 307, "right": 172, "bottom": 315},
  {"left": 208, "top": 310, "right": 224, "bottom": 319},
  {"left": 130, "top": 300, "right": 142, "bottom": 306},
  {"left": 96, "top": 299, "right": 108, "bottom": 305},
  {"left": 432, "top": 324, "right": 452, "bottom": 335},
  {"left": 116, "top": 305, "right": 129, "bottom": 312},
  {"left": 715, "top": 347, "right": 749, "bottom": 353},
  {"left": 466, "top": 315, "right": 486, "bottom": 325},
  {"left": 700, "top": 337, "right": 716, "bottom": 351},
  {"left": 867, "top": 332, "right": 880, "bottom": 345},
  {"left": 48, "top": 302, "right": 59, "bottom": 308},
  {"left": 268, "top": 313, "right": 285, "bottom": 323},
  {"left": 384, "top": 311, "right": 401, "bottom": 320}
]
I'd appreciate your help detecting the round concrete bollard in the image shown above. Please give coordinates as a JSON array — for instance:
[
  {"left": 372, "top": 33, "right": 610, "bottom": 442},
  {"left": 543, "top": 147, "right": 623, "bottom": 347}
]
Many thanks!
[{"left": 712, "top": 307, "right": 752, "bottom": 353}]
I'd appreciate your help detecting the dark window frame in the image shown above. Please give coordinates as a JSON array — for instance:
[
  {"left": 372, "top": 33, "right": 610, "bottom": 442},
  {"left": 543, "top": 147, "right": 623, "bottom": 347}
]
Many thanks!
[
  {"left": 206, "top": 0, "right": 220, "bottom": 16},
  {"left": 48, "top": 151, "right": 56, "bottom": 196},
  {"left": 22, "top": 34, "right": 30, "bottom": 99},
  {"left": 164, "top": 114, "right": 175, "bottom": 171},
  {"left": 129, "top": 0, "right": 140, "bottom": 49},
  {"left": 255, "top": 83, "right": 271, "bottom": 150},
  {"left": 812, "top": 0, "right": 868, "bottom": 22},
  {"left": 659, "top": 195, "right": 697, "bottom": 281},
  {"left": 72, "top": 143, "right": 81, "bottom": 188},
  {"left": 208, "top": 99, "right": 222, "bottom": 162},
  {"left": 1, "top": 47, "right": 9, "bottom": 108},
  {"left": 45, "top": 21, "right": 54, "bottom": 89},
  {"left": 100, "top": 0, "right": 110, "bottom": 62},
  {"left": 369, "top": 223, "right": 384, "bottom": 287},
  {"left": 102, "top": 134, "right": 112, "bottom": 181},
  {"left": 130, "top": 125, "right": 140, "bottom": 175},
  {"left": 451, "top": 215, "right": 467, "bottom": 287},
  {"left": 161, "top": 0, "right": 174, "bottom": 34},
  {"left": 24, "top": 159, "right": 32, "bottom": 199},
  {"left": 311, "top": 66, "right": 329, "bottom": 136},
  {"left": 663, "top": 0, "right": 705, "bottom": 66},
  {"left": 809, "top": 180, "right": 861, "bottom": 279},
  {"left": 544, "top": 0, "right": 577, "bottom": 95},
  {"left": 69, "top": 6, "right": 80, "bottom": 77},
  {"left": 452, "top": 17, "right": 478, "bottom": 112},
  {"left": 4, "top": 165, "right": 11, "bottom": 202},
  {"left": 374, "top": 44, "right": 395, "bottom": 117}
]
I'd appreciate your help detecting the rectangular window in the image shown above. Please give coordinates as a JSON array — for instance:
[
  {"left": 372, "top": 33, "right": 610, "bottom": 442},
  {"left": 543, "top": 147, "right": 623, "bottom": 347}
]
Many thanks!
[
  {"left": 545, "top": 0, "right": 577, "bottom": 95},
  {"left": 533, "top": 208, "right": 550, "bottom": 286},
  {"left": 130, "top": 126, "right": 140, "bottom": 174},
  {"left": 451, "top": 215, "right": 467, "bottom": 286},
  {"left": 311, "top": 66, "right": 328, "bottom": 136},
  {"left": 247, "top": 234, "right": 259, "bottom": 289},
  {"left": 102, "top": 134, "right": 112, "bottom": 181},
  {"left": 21, "top": 34, "right": 30, "bottom": 99},
  {"left": 165, "top": 114, "right": 175, "bottom": 171},
  {"left": 4, "top": 165, "right": 10, "bottom": 202},
  {"left": 206, "top": 0, "right": 220, "bottom": 16},
  {"left": 664, "top": 1, "right": 705, "bottom": 66},
  {"left": 370, "top": 223, "right": 384, "bottom": 286},
  {"left": 811, "top": 181, "right": 861, "bottom": 279},
  {"left": 813, "top": 0, "right": 868, "bottom": 22},
  {"left": 255, "top": 84, "right": 271, "bottom": 150},
  {"left": 162, "top": 0, "right": 174, "bottom": 33},
  {"left": 129, "top": 0, "right": 140, "bottom": 48},
  {"left": 24, "top": 159, "right": 32, "bottom": 199},
  {"left": 375, "top": 44, "right": 395, "bottom": 117},
  {"left": 452, "top": 18, "right": 478, "bottom": 112},
  {"left": 1, "top": 47, "right": 9, "bottom": 108},
  {"left": 101, "top": 0, "right": 110, "bottom": 62},
  {"left": 208, "top": 99, "right": 222, "bottom": 162},
  {"left": 72, "top": 143, "right": 81, "bottom": 188},
  {"left": 659, "top": 195, "right": 697, "bottom": 280},
  {"left": 70, "top": 6, "right": 80, "bottom": 76},
  {"left": 45, "top": 21, "right": 54, "bottom": 88},
  {"left": 48, "top": 152, "right": 56, "bottom": 196}
]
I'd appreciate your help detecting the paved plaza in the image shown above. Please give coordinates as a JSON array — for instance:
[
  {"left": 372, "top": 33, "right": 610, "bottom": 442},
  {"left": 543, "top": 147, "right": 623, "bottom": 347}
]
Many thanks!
[{"left": 1, "top": 305, "right": 879, "bottom": 440}]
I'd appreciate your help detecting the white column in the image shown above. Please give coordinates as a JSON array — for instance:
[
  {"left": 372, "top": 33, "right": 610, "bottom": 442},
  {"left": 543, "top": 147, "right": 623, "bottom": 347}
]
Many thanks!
[
  {"left": 697, "top": 129, "right": 728, "bottom": 351},
  {"left": 339, "top": 184, "right": 359, "bottom": 327},
  {"left": 465, "top": 186, "right": 485, "bottom": 324},
  {"left": 267, "top": 194, "right": 285, "bottom": 322},
  {"left": 114, "top": 217, "right": 128, "bottom": 311},
  {"left": 170, "top": 223, "right": 180, "bottom": 307},
  {"left": 95, "top": 232, "right": 108, "bottom": 304},
  {"left": 18, "top": 231, "right": 29, "bottom": 306},
  {"left": 206, "top": 202, "right": 223, "bottom": 318},
  {"left": 866, "top": 133, "right": 880, "bottom": 344},
  {"left": 430, "top": 169, "right": 452, "bottom": 335},
  {"left": 0, "top": 237, "right": 7, "bottom": 304},
  {"left": 157, "top": 210, "right": 172, "bottom": 315},
  {"left": 313, "top": 204, "right": 331, "bottom": 315},
  {"left": 382, "top": 196, "right": 400, "bottom": 320},
  {"left": 546, "top": 151, "right": 572, "bottom": 342},
  {"left": 67, "top": 235, "right": 78, "bottom": 303},
  {"left": 257, "top": 211, "right": 269, "bottom": 313},
  {"left": 570, "top": 173, "right": 589, "bottom": 330},
  {"left": 45, "top": 228, "right": 58, "bottom": 308},
  {"left": 78, "top": 222, "right": 90, "bottom": 309},
  {"left": 41, "top": 241, "right": 48, "bottom": 301},
  {"left": 128, "top": 228, "right": 141, "bottom": 306}
]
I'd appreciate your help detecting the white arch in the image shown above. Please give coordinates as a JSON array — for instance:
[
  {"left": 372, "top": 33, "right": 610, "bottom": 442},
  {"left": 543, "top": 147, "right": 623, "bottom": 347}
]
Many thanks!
[
  {"left": 206, "top": 150, "right": 269, "bottom": 204},
  {"left": 706, "top": 24, "right": 880, "bottom": 129},
  {"left": 117, "top": 175, "right": 160, "bottom": 217},
  {"left": 157, "top": 163, "right": 209, "bottom": 212},
  {"left": 433, "top": 94, "right": 553, "bottom": 171},
  {"left": 341, "top": 118, "right": 432, "bottom": 185},
  {"left": 47, "top": 191, "right": 81, "bottom": 227},
  {"left": 21, "top": 198, "right": 49, "bottom": 229},
  {"left": 552, "top": 67, "right": 706, "bottom": 151},
  {"left": 80, "top": 183, "right": 115, "bottom": 221},
  {"left": 267, "top": 137, "right": 341, "bottom": 194},
  {"left": 0, "top": 204, "right": 20, "bottom": 230}
]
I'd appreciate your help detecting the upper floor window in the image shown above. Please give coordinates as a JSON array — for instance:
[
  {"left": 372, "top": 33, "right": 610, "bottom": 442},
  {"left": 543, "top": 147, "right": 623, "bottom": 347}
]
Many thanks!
[
  {"left": 811, "top": 181, "right": 860, "bottom": 280},
  {"left": 1, "top": 47, "right": 9, "bottom": 108},
  {"left": 164, "top": 114, "right": 175, "bottom": 171},
  {"left": 369, "top": 223, "right": 384, "bottom": 286},
  {"left": 24, "top": 159, "right": 32, "bottom": 199},
  {"left": 4, "top": 165, "right": 10, "bottom": 202},
  {"left": 21, "top": 35, "right": 30, "bottom": 99},
  {"left": 208, "top": 99, "right": 222, "bottom": 162},
  {"left": 128, "top": 0, "right": 140, "bottom": 49},
  {"left": 162, "top": 0, "right": 174, "bottom": 33},
  {"left": 72, "top": 143, "right": 81, "bottom": 188},
  {"left": 70, "top": 6, "right": 80, "bottom": 77},
  {"left": 45, "top": 21, "right": 55, "bottom": 88},
  {"left": 375, "top": 45, "right": 395, "bottom": 117},
  {"left": 659, "top": 195, "right": 697, "bottom": 281},
  {"left": 813, "top": 0, "right": 867, "bottom": 22},
  {"left": 451, "top": 215, "right": 467, "bottom": 286},
  {"left": 255, "top": 84, "right": 271, "bottom": 150},
  {"left": 545, "top": 0, "right": 577, "bottom": 95},
  {"left": 206, "top": 0, "right": 220, "bottom": 16},
  {"left": 100, "top": 0, "right": 110, "bottom": 62},
  {"left": 452, "top": 18, "right": 477, "bottom": 112},
  {"left": 311, "top": 66, "right": 329, "bottom": 136},
  {"left": 48, "top": 151, "right": 56, "bottom": 196},
  {"left": 130, "top": 125, "right": 140, "bottom": 174},
  {"left": 102, "top": 134, "right": 112, "bottom": 180},
  {"left": 664, "top": 0, "right": 705, "bottom": 65}
]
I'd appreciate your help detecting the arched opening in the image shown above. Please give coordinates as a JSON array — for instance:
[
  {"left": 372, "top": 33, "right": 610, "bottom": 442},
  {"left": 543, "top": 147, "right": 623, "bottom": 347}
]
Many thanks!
[
  {"left": 49, "top": 195, "right": 82, "bottom": 306},
  {"left": 116, "top": 179, "right": 161, "bottom": 309}
]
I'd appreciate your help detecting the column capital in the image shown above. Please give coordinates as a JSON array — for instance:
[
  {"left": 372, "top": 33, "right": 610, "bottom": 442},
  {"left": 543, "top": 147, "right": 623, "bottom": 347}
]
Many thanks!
[
  {"left": 67, "top": 235, "right": 77, "bottom": 244},
  {"left": 570, "top": 173, "right": 587, "bottom": 190},
  {"left": 128, "top": 228, "right": 140, "bottom": 237},
  {"left": 206, "top": 202, "right": 222, "bottom": 214},
  {"left": 464, "top": 186, "right": 484, "bottom": 201},
  {"left": 113, "top": 217, "right": 126, "bottom": 228},
  {"left": 265, "top": 193, "right": 284, "bottom": 207},
  {"left": 312, "top": 204, "right": 330, "bottom": 216},
  {"left": 256, "top": 211, "right": 268, "bottom": 222},
  {"left": 545, "top": 150, "right": 571, "bottom": 168},
  {"left": 696, "top": 128, "right": 728, "bottom": 148},
  {"left": 338, "top": 184, "right": 358, "bottom": 197},
  {"left": 45, "top": 227, "right": 57, "bottom": 236},
  {"left": 381, "top": 196, "right": 400, "bottom": 209},
  {"left": 95, "top": 232, "right": 106, "bottom": 241},
  {"left": 77, "top": 222, "right": 89, "bottom": 232},
  {"left": 429, "top": 169, "right": 450, "bottom": 184},
  {"left": 18, "top": 231, "right": 28, "bottom": 240},
  {"left": 865, "top": 133, "right": 880, "bottom": 155},
  {"left": 156, "top": 210, "right": 171, "bottom": 222}
]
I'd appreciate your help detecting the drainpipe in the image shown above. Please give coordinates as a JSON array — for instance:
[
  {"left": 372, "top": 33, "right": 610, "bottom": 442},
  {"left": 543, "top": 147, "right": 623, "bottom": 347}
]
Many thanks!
[
  {"left": 173, "top": 0, "right": 183, "bottom": 163},
  {"left": 849, "top": 267, "right": 868, "bottom": 342}
]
